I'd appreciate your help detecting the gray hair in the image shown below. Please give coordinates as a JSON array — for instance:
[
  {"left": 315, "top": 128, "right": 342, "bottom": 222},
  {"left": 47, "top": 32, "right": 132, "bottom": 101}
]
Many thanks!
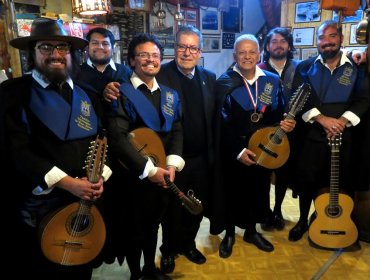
[
  {"left": 176, "top": 25, "right": 203, "bottom": 49},
  {"left": 234, "top": 34, "right": 260, "bottom": 52}
]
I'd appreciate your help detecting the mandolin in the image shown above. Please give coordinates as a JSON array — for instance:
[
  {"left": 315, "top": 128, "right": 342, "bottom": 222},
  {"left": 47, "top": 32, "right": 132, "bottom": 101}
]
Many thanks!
[
  {"left": 39, "top": 134, "right": 108, "bottom": 265},
  {"left": 248, "top": 83, "right": 311, "bottom": 169},
  {"left": 308, "top": 134, "right": 358, "bottom": 249},
  {"left": 128, "top": 127, "right": 203, "bottom": 215}
]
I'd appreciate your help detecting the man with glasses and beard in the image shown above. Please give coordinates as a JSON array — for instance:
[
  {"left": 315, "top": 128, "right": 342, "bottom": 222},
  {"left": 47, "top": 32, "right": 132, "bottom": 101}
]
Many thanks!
[
  {"left": 288, "top": 20, "right": 370, "bottom": 242},
  {"left": 1, "top": 18, "right": 111, "bottom": 278}
]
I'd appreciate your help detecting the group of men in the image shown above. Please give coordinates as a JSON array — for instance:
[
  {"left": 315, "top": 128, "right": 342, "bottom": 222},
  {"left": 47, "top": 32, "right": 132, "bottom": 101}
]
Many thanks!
[{"left": 1, "top": 15, "right": 369, "bottom": 280}]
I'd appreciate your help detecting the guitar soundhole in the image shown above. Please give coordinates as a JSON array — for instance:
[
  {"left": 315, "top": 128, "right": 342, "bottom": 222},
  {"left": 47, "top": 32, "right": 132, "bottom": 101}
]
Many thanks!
[
  {"left": 66, "top": 211, "right": 94, "bottom": 236},
  {"left": 269, "top": 133, "right": 281, "bottom": 144},
  {"left": 326, "top": 206, "right": 342, "bottom": 218}
]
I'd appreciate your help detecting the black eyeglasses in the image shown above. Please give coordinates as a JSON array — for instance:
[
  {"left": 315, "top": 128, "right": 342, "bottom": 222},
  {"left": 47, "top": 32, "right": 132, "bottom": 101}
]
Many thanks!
[
  {"left": 176, "top": 44, "right": 200, "bottom": 54},
  {"left": 36, "top": 44, "right": 71, "bottom": 56},
  {"left": 135, "top": 52, "right": 161, "bottom": 60}
]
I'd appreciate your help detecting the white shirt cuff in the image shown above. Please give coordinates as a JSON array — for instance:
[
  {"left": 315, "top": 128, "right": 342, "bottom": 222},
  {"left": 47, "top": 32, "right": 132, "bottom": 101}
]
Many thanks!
[
  {"left": 139, "top": 158, "right": 158, "bottom": 179},
  {"left": 102, "top": 165, "right": 112, "bottom": 181},
  {"left": 342, "top": 111, "right": 359, "bottom": 126},
  {"left": 302, "top": 108, "right": 321, "bottom": 123},
  {"left": 237, "top": 148, "right": 246, "bottom": 160},
  {"left": 32, "top": 166, "right": 68, "bottom": 195},
  {"left": 166, "top": 155, "right": 185, "bottom": 171}
]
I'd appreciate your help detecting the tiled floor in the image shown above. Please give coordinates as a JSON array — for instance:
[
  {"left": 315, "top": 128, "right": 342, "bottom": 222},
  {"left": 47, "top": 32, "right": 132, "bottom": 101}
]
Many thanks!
[{"left": 92, "top": 187, "right": 370, "bottom": 279}]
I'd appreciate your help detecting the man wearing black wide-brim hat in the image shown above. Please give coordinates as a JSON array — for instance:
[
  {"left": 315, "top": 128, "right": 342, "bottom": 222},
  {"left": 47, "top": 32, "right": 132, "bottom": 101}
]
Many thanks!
[{"left": 0, "top": 17, "right": 111, "bottom": 278}]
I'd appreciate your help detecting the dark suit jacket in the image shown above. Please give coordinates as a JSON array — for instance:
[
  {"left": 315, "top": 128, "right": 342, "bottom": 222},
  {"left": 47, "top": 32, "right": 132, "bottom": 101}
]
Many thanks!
[{"left": 156, "top": 60, "right": 216, "bottom": 165}]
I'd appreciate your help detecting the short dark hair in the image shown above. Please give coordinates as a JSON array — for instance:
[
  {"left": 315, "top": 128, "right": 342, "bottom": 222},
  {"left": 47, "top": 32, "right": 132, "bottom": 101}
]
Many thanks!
[
  {"left": 127, "top": 33, "right": 164, "bottom": 69},
  {"left": 317, "top": 20, "right": 342, "bottom": 38},
  {"left": 176, "top": 25, "right": 203, "bottom": 49},
  {"left": 86, "top": 27, "right": 115, "bottom": 46},
  {"left": 262, "top": 27, "right": 295, "bottom": 62}
]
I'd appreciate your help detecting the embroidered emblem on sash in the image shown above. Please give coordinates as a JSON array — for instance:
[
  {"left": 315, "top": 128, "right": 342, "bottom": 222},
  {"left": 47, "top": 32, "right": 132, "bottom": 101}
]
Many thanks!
[
  {"left": 75, "top": 100, "right": 93, "bottom": 131},
  {"left": 259, "top": 82, "right": 273, "bottom": 105},
  {"left": 338, "top": 66, "right": 353, "bottom": 86},
  {"left": 163, "top": 91, "right": 175, "bottom": 116}
]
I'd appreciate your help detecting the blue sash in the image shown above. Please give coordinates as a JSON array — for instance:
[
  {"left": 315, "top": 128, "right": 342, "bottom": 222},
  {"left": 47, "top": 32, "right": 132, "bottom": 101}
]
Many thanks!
[
  {"left": 307, "top": 61, "right": 357, "bottom": 103},
  {"left": 231, "top": 73, "right": 281, "bottom": 111},
  {"left": 29, "top": 81, "right": 98, "bottom": 140},
  {"left": 119, "top": 83, "right": 180, "bottom": 132}
]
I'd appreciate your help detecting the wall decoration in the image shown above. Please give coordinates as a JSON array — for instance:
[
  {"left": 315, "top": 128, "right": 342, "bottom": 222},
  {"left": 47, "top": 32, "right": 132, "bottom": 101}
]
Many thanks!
[
  {"left": 301, "top": 47, "right": 318, "bottom": 60},
  {"left": 200, "top": 7, "right": 221, "bottom": 35},
  {"left": 293, "top": 27, "right": 315, "bottom": 46},
  {"left": 203, "top": 36, "right": 221, "bottom": 52},
  {"left": 293, "top": 48, "right": 301, "bottom": 60},
  {"left": 222, "top": 7, "right": 241, "bottom": 33},
  {"left": 222, "top": 32, "right": 235, "bottom": 49},
  {"left": 333, "top": 9, "right": 364, "bottom": 23},
  {"left": 229, "top": 0, "right": 239, "bottom": 8},
  {"left": 295, "top": 1, "right": 320, "bottom": 23},
  {"left": 349, "top": 24, "right": 359, "bottom": 45},
  {"left": 175, "top": 7, "right": 199, "bottom": 32}
]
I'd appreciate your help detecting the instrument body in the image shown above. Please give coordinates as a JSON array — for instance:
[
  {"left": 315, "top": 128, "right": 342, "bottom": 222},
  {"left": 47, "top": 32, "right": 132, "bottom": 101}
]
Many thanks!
[
  {"left": 248, "top": 83, "right": 311, "bottom": 169},
  {"left": 309, "top": 134, "right": 358, "bottom": 249},
  {"left": 39, "top": 134, "right": 108, "bottom": 265}
]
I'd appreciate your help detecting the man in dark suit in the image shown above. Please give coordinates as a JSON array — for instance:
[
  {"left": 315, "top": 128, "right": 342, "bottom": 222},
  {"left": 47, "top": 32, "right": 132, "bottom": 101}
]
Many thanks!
[
  {"left": 156, "top": 25, "right": 216, "bottom": 273},
  {"left": 1, "top": 18, "right": 111, "bottom": 278}
]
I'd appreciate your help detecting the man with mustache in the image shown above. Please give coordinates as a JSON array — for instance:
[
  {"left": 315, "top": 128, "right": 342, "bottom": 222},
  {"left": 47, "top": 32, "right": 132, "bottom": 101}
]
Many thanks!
[
  {"left": 1, "top": 18, "right": 111, "bottom": 278},
  {"left": 288, "top": 20, "right": 370, "bottom": 242},
  {"left": 257, "top": 27, "right": 300, "bottom": 233},
  {"left": 106, "top": 33, "right": 184, "bottom": 280}
]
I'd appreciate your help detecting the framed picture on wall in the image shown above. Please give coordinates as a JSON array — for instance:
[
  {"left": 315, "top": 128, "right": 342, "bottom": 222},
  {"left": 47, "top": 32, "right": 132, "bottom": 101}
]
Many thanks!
[
  {"left": 203, "top": 36, "right": 221, "bottom": 52},
  {"left": 295, "top": 1, "right": 320, "bottom": 23},
  {"left": 349, "top": 24, "right": 359, "bottom": 45},
  {"left": 175, "top": 7, "right": 199, "bottom": 32},
  {"left": 293, "top": 27, "right": 315, "bottom": 46},
  {"left": 301, "top": 48, "right": 318, "bottom": 60},
  {"left": 293, "top": 48, "right": 301, "bottom": 60},
  {"left": 222, "top": 7, "right": 241, "bottom": 33},
  {"left": 333, "top": 9, "right": 364, "bottom": 23},
  {"left": 200, "top": 7, "right": 221, "bottom": 35}
]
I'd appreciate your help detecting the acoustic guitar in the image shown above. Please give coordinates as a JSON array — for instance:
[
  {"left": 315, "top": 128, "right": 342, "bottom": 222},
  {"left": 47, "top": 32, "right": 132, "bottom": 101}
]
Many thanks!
[
  {"left": 128, "top": 127, "right": 203, "bottom": 215},
  {"left": 308, "top": 134, "right": 358, "bottom": 249},
  {"left": 39, "top": 134, "right": 108, "bottom": 265},
  {"left": 248, "top": 83, "right": 311, "bottom": 169}
]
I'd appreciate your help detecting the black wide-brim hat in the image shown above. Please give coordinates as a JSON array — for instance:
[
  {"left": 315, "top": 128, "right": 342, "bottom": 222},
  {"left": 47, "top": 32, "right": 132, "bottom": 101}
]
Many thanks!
[{"left": 10, "top": 17, "right": 88, "bottom": 51}]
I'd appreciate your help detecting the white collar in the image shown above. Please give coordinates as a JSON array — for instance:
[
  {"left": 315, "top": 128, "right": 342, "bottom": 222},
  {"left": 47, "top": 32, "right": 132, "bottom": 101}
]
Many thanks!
[
  {"left": 233, "top": 64, "right": 266, "bottom": 85},
  {"left": 130, "top": 71, "right": 160, "bottom": 93},
  {"left": 87, "top": 58, "right": 117, "bottom": 71},
  {"left": 32, "top": 69, "right": 73, "bottom": 89}
]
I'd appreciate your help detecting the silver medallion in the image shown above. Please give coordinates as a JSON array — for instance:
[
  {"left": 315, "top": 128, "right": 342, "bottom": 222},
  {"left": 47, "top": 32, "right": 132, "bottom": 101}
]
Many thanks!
[{"left": 250, "top": 112, "right": 260, "bottom": 123}]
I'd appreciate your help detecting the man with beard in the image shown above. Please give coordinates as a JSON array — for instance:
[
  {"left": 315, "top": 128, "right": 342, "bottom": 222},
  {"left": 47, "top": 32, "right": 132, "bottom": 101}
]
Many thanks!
[
  {"left": 257, "top": 27, "right": 300, "bottom": 232},
  {"left": 106, "top": 33, "right": 184, "bottom": 280},
  {"left": 77, "top": 27, "right": 131, "bottom": 97},
  {"left": 288, "top": 20, "right": 370, "bottom": 242},
  {"left": 0, "top": 18, "right": 111, "bottom": 278}
]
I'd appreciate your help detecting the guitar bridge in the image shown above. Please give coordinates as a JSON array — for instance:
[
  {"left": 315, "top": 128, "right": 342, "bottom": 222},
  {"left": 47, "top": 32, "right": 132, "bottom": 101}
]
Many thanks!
[
  {"left": 320, "top": 230, "right": 345, "bottom": 235},
  {"left": 258, "top": 143, "right": 278, "bottom": 158}
]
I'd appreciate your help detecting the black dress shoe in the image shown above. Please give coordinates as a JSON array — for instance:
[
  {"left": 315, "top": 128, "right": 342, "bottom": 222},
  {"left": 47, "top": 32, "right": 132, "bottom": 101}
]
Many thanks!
[
  {"left": 243, "top": 232, "right": 274, "bottom": 252},
  {"left": 160, "top": 255, "right": 175, "bottom": 274},
  {"left": 219, "top": 235, "right": 235, "bottom": 258},
  {"left": 182, "top": 248, "right": 206, "bottom": 264},
  {"left": 288, "top": 220, "right": 308, "bottom": 241},
  {"left": 140, "top": 267, "right": 172, "bottom": 280},
  {"left": 273, "top": 212, "right": 285, "bottom": 230}
]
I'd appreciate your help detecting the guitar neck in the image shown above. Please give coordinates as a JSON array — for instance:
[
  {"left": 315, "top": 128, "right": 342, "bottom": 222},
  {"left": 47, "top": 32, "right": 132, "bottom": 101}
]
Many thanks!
[{"left": 329, "top": 146, "right": 340, "bottom": 208}]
